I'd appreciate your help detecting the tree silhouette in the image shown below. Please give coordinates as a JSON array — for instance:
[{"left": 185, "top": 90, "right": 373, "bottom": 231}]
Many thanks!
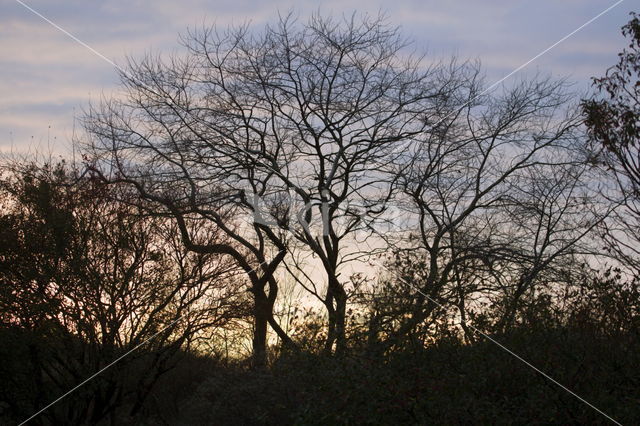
[
  {"left": 582, "top": 12, "right": 640, "bottom": 275},
  {"left": 0, "top": 161, "right": 245, "bottom": 423}
]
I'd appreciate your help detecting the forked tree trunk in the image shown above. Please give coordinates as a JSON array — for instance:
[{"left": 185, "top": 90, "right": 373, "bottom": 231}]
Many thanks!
[{"left": 323, "top": 276, "right": 348, "bottom": 356}]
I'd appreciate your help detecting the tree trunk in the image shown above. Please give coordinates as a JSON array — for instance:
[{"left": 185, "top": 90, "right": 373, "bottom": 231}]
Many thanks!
[
  {"left": 252, "top": 288, "right": 270, "bottom": 368},
  {"left": 333, "top": 284, "right": 347, "bottom": 356},
  {"left": 323, "top": 289, "right": 336, "bottom": 356},
  {"left": 323, "top": 275, "right": 347, "bottom": 356},
  {"left": 265, "top": 276, "right": 296, "bottom": 350}
]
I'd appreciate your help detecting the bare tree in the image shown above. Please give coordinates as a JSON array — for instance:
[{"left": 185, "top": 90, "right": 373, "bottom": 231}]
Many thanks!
[
  {"left": 381, "top": 74, "right": 608, "bottom": 347},
  {"left": 84, "top": 12, "right": 472, "bottom": 356},
  {"left": 82, "top": 24, "right": 301, "bottom": 365}
]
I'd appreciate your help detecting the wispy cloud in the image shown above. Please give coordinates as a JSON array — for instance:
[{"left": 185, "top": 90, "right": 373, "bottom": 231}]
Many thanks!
[{"left": 0, "top": 0, "right": 631, "bottom": 153}]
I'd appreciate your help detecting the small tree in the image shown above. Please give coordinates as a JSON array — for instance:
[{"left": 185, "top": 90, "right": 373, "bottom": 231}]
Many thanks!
[
  {"left": 380, "top": 72, "right": 608, "bottom": 348},
  {"left": 0, "top": 160, "right": 245, "bottom": 423}
]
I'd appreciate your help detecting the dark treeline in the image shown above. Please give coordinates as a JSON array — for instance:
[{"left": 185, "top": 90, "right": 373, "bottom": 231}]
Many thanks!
[{"left": 1, "top": 12, "right": 639, "bottom": 425}]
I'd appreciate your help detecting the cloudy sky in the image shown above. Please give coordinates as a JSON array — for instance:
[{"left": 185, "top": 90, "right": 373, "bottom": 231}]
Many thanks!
[{"left": 0, "top": 0, "right": 632, "bottom": 154}]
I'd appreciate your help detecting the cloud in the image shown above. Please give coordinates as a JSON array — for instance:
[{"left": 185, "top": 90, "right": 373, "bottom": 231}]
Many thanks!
[{"left": 0, "top": 0, "right": 631, "bottom": 152}]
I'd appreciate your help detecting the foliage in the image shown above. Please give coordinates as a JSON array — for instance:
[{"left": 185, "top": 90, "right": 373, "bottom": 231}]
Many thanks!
[
  {"left": 582, "top": 12, "right": 640, "bottom": 198},
  {"left": 0, "top": 161, "right": 246, "bottom": 424},
  {"left": 582, "top": 12, "right": 640, "bottom": 276}
]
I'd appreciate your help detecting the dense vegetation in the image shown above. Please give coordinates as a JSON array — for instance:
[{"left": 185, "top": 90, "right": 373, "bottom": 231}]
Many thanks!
[{"left": 1, "top": 11, "right": 639, "bottom": 425}]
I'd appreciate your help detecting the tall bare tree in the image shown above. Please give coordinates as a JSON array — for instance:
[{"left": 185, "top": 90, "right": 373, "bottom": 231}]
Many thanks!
[{"left": 84, "top": 13, "right": 473, "bottom": 355}]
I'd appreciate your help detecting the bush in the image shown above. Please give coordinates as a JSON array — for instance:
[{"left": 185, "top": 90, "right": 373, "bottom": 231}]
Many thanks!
[{"left": 167, "top": 327, "right": 639, "bottom": 425}]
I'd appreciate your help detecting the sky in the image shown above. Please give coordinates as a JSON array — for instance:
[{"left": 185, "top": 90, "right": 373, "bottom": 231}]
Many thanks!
[{"left": 0, "top": 0, "right": 633, "bottom": 155}]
